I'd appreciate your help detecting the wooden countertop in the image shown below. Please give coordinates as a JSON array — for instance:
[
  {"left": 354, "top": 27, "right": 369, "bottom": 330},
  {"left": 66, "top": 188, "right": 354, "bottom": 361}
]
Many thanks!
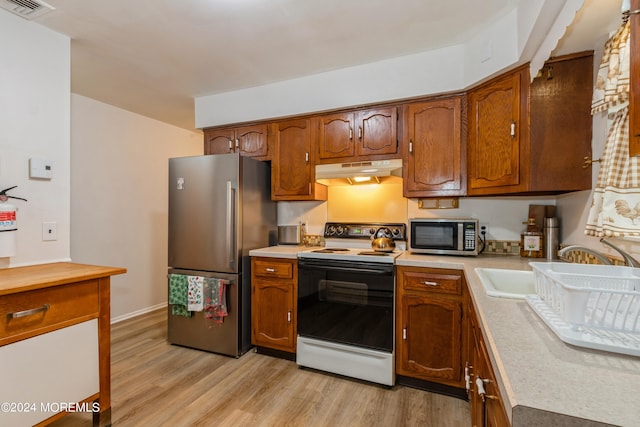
[{"left": 0, "top": 262, "right": 127, "bottom": 296}]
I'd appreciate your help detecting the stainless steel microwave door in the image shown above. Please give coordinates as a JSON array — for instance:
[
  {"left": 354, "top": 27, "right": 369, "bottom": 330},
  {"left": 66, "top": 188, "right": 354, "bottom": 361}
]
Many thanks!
[{"left": 168, "top": 155, "right": 238, "bottom": 273}]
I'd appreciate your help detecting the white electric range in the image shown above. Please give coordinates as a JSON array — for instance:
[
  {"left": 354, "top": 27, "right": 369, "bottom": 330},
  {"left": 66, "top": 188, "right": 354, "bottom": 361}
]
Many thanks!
[{"left": 296, "top": 222, "right": 406, "bottom": 386}]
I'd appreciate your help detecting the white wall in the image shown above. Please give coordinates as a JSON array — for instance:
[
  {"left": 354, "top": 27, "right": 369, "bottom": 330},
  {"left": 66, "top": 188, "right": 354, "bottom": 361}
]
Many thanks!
[
  {"left": 0, "top": 10, "right": 70, "bottom": 268},
  {"left": 70, "top": 94, "right": 202, "bottom": 321}
]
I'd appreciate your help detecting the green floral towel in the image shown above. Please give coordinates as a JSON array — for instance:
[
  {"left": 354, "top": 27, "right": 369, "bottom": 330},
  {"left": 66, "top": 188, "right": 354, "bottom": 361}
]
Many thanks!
[{"left": 169, "top": 274, "right": 191, "bottom": 317}]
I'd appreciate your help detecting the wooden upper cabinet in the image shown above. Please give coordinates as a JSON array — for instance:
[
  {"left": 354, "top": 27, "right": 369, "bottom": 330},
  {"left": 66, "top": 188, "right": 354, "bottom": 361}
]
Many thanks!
[
  {"left": 468, "top": 69, "right": 523, "bottom": 192},
  {"left": 204, "top": 128, "right": 235, "bottom": 155},
  {"left": 630, "top": 0, "right": 640, "bottom": 156},
  {"left": 203, "top": 124, "right": 269, "bottom": 160},
  {"left": 403, "top": 96, "right": 466, "bottom": 197},
  {"left": 270, "top": 119, "right": 327, "bottom": 201},
  {"left": 316, "top": 107, "right": 398, "bottom": 163},
  {"left": 358, "top": 108, "right": 398, "bottom": 157},
  {"left": 317, "top": 113, "right": 355, "bottom": 160},
  {"left": 468, "top": 53, "right": 593, "bottom": 195}
]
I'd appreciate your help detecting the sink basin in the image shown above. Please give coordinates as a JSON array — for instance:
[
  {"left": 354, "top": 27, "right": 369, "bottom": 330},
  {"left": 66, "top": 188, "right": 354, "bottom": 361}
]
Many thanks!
[{"left": 475, "top": 268, "right": 536, "bottom": 299}]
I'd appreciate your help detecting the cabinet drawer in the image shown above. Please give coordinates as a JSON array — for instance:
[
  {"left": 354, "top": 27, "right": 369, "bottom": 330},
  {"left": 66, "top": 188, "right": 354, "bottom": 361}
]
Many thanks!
[
  {"left": 0, "top": 280, "right": 99, "bottom": 345},
  {"left": 401, "top": 270, "right": 463, "bottom": 296},
  {"left": 253, "top": 259, "right": 293, "bottom": 279}
]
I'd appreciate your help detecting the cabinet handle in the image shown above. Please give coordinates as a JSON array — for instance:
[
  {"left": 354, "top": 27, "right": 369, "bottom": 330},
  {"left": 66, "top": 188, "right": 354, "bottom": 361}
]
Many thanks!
[
  {"left": 305, "top": 152, "right": 309, "bottom": 163},
  {"left": 287, "top": 311, "right": 292, "bottom": 322},
  {"left": 409, "top": 140, "right": 413, "bottom": 153},
  {"left": 358, "top": 126, "right": 362, "bottom": 140},
  {"left": 228, "top": 139, "right": 234, "bottom": 151},
  {"left": 8, "top": 304, "right": 50, "bottom": 319},
  {"left": 235, "top": 138, "right": 239, "bottom": 151},
  {"left": 402, "top": 327, "right": 407, "bottom": 340},
  {"left": 510, "top": 121, "right": 516, "bottom": 137},
  {"left": 349, "top": 127, "right": 353, "bottom": 140},
  {"left": 421, "top": 281, "right": 440, "bottom": 287},
  {"left": 265, "top": 268, "right": 276, "bottom": 273},
  {"left": 475, "top": 377, "right": 498, "bottom": 402}
]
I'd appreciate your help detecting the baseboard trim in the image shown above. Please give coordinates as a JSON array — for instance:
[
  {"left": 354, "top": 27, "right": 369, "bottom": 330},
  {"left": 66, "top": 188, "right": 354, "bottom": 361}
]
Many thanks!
[{"left": 111, "top": 303, "right": 167, "bottom": 324}]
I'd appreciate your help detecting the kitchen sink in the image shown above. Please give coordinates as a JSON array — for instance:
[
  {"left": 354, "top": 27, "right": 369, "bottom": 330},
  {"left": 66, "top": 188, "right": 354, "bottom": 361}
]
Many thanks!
[{"left": 475, "top": 268, "right": 536, "bottom": 299}]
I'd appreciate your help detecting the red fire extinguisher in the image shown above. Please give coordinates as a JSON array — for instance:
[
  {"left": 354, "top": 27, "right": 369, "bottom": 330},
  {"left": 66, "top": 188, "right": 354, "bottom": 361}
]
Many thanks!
[{"left": 0, "top": 186, "right": 27, "bottom": 257}]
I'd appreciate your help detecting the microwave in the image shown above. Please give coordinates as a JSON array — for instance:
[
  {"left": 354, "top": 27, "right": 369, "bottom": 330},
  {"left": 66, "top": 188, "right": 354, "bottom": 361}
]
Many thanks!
[{"left": 409, "top": 218, "right": 479, "bottom": 256}]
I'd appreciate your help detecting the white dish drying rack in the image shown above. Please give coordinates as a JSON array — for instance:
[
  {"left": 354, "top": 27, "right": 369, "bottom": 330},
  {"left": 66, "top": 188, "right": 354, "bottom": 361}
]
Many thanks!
[{"left": 526, "top": 262, "right": 640, "bottom": 357}]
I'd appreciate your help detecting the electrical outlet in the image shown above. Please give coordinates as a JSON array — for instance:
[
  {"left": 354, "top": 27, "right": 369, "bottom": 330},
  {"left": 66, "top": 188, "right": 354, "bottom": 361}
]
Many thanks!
[
  {"left": 480, "top": 223, "right": 489, "bottom": 237},
  {"left": 42, "top": 222, "right": 57, "bottom": 241}
]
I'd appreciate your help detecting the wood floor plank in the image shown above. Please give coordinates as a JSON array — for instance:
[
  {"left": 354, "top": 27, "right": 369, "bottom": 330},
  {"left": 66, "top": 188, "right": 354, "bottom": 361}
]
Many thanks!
[{"left": 50, "top": 309, "right": 470, "bottom": 426}]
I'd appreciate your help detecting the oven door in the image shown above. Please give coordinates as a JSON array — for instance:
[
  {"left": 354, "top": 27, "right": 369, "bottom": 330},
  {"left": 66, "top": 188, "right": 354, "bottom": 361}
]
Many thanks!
[{"left": 297, "top": 258, "right": 394, "bottom": 353}]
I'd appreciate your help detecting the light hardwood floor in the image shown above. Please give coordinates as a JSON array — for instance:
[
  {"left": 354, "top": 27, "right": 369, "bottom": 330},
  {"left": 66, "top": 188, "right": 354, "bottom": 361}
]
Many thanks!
[{"left": 51, "top": 309, "right": 470, "bottom": 427}]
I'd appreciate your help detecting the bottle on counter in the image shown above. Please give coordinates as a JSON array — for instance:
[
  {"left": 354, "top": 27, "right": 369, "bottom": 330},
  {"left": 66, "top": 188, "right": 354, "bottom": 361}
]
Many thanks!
[
  {"left": 543, "top": 217, "right": 559, "bottom": 260},
  {"left": 520, "top": 217, "right": 544, "bottom": 258}
]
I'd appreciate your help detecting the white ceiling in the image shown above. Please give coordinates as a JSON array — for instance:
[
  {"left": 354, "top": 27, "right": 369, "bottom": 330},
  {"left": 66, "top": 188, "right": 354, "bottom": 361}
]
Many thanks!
[{"left": 24, "top": 0, "right": 623, "bottom": 131}]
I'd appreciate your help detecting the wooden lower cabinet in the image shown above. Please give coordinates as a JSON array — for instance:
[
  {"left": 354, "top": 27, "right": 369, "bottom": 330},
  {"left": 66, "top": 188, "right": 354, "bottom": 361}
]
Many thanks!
[
  {"left": 395, "top": 266, "right": 466, "bottom": 390},
  {"left": 251, "top": 257, "right": 297, "bottom": 353},
  {"left": 467, "top": 298, "right": 510, "bottom": 427}
]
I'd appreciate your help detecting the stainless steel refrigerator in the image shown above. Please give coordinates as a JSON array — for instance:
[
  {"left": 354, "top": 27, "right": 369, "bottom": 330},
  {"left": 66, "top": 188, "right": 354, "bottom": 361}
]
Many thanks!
[{"left": 167, "top": 154, "right": 276, "bottom": 357}]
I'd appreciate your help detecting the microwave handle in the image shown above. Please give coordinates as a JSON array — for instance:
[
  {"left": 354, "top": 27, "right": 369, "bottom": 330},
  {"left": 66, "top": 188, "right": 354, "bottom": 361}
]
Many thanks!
[{"left": 457, "top": 223, "right": 464, "bottom": 251}]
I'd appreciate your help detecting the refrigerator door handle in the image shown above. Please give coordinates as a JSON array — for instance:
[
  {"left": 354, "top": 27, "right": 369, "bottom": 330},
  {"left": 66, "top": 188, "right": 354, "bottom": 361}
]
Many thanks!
[{"left": 226, "top": 180, "right": 236, "bottom": 268}]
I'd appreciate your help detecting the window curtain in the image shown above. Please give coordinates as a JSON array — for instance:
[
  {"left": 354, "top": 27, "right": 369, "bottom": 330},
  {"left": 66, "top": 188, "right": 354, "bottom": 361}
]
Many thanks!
[{"left": 585, "top": 19, "right": 640, "bottom": 237}]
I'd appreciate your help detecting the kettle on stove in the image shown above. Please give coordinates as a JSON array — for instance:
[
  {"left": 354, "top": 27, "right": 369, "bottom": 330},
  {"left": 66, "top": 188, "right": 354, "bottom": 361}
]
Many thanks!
[{"left": 371, "top": 227, "right": 396, "bottom": 252}]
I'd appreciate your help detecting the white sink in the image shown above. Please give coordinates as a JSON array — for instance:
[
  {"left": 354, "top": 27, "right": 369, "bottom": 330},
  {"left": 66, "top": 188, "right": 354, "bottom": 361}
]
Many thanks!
[{"left": 475, "top": 268, "right": 536, "bottom": 299}]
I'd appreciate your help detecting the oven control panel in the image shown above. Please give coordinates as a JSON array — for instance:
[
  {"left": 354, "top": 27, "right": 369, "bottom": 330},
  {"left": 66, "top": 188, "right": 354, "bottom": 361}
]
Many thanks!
[{"left": 324, "top": 222, "right": 407, "bottom": 240}]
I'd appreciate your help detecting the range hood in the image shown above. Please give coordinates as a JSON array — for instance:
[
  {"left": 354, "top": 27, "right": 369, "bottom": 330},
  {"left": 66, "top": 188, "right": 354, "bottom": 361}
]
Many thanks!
[{"left": 315, "top": 159, "right": 403, "bottom": 185}]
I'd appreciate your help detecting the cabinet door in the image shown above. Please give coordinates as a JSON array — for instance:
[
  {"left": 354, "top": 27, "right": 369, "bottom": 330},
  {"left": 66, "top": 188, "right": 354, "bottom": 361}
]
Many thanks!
[
  {"left": 398, "top": 294, "right": 463, "bottom": 383},
  {"left": 404, "top": 97, "right": 465, "bottom": 197},
  {"left": 356, "top": 107, "right": 398, "bottom": 157},
  {"left": 204, "top": 128, "right": 234, "bottom": 155},
  {"left": 317, "top": 113, "right": 355, "bottom": 160},
  {"left": 236, "top": 124, "right": 268, "bottom": 159},
  {"left": 271, "top": 119, "right": 327, "bottom": 201},
  {"left": 468, "top": 70, "right": 522, "bottom": 192},
  {"left": 252, "top": 279, "right": 295, "bottom": 352}
]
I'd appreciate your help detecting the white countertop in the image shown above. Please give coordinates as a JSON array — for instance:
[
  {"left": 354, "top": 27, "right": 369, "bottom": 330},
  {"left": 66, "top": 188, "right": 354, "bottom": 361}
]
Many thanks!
[
  {"left": 250, "top": 247, "right": 640, "bottom": 426},
  {"left": 249, "top": 245, "right": 310, "bottom": 259}
]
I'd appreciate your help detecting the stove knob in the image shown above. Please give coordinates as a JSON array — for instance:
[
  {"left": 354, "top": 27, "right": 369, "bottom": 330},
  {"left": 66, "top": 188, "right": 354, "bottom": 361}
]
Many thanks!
[
  {"left": 369, "top": 228, "right": 376, "bottom": 235},
  {"left": 326, "top": 225, "right": 336, "bottom": 236},
  {"left": 336, "top": 225, "right": 345, "bottom": 236},
  {"left": 392, "top": 228, "right": 400, "bottom": 236}
]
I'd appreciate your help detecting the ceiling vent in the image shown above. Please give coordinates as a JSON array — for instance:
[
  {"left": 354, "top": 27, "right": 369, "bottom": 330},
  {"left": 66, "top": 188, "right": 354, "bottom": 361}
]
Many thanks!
[{"left": 0, "top": 0, "right": 55, "bottom": 20}]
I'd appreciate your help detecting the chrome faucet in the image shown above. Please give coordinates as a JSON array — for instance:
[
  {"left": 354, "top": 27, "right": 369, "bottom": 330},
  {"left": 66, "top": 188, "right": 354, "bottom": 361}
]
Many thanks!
[
  {"left": 600, "top": 238, "right": 640, "bottom": 268},
  {"left": 558, "top": 245, "right": 613, "bottom": 265}
]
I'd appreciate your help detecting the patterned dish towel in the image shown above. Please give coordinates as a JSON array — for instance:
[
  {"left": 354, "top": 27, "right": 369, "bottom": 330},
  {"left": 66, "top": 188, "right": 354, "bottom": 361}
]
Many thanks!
[
  {"left": 168, "top": 274, "right": 191, "bottom": 317},
  {"left": 187, "top": 275, "right": 204, "bottom": 311},
  {"left": 204, "top": 278, "right": 229, "bottom": 324}
]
